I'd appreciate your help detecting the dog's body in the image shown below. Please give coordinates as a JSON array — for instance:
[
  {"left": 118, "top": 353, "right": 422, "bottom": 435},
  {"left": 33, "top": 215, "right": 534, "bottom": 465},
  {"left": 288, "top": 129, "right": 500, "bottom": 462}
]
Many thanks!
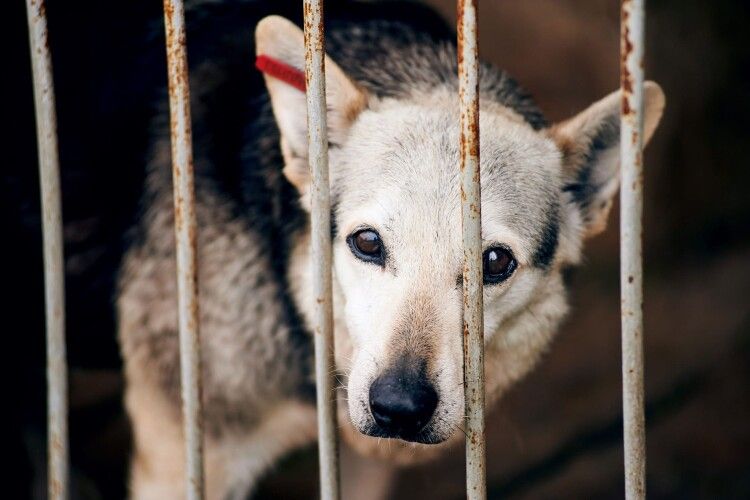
[{"left": 114, "top": 4, "right": 665, "bottom": 499}]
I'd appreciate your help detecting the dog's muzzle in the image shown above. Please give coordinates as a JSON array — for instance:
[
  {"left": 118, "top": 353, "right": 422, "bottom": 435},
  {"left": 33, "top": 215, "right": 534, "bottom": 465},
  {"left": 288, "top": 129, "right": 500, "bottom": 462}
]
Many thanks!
[{"left": 367, "top": 363, "right": 438, "bottom": 442}]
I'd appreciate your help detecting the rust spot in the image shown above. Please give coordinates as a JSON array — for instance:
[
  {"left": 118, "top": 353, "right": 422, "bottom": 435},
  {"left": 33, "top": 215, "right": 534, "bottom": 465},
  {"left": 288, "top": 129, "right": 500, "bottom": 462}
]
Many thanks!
[
  {"left": 51, "top": 433, "right": 63, "bottom": 452},
  {"left": 467, "top": 116, "right": 480, "bottom": 159},
  {"left": 163, "top": 0, "right": 174, "bottom": 19},
  {"left": 188, "top": 220, "right": 198, "bottom": 252},
  {"left": 457, "top": 0, "right": 481, "bottom": 234},
  {"left": 456, "top": 0, "right": 465, "bottom": 69},
  {"left": 621, "top": 94, "right": 632, "bottom": 117},
  {"left": 50, "top": 478, "right": 62, "bottom": 499},
  {"left": 620, "top": 2, "right": 634, "bottom": 116},
  {"left": 174, "top": 195, "right": 184, "bottom": 227}
]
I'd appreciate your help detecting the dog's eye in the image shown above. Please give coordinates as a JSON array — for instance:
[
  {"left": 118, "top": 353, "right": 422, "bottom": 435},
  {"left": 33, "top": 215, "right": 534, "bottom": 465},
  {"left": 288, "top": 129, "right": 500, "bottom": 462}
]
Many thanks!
[
  {"left": 347, "top": 229, "right": 385, "bottom": 265},
  {"left": 483, "top": 246, "right": 516, "bottom": 284}
]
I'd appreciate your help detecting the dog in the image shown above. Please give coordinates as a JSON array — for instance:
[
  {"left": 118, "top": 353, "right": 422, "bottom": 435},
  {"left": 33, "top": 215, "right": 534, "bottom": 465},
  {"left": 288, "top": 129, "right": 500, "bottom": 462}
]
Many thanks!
[{"left": 117, "top": 6, "right": 665, "bottom": 499}]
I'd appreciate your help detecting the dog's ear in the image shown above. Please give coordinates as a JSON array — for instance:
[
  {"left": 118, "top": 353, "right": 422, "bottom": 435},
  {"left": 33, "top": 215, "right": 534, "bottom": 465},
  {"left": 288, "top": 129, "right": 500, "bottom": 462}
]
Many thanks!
[
  {"left": 255, "top": 16, "right": 368, "bottom": 200},
  {"left": 550, "top": 81, "right": 665, "bottom": 238}
]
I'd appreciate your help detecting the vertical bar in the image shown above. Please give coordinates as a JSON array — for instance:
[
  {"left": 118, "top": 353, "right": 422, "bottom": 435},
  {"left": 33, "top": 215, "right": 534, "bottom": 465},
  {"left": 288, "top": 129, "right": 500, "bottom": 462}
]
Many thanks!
[
  {"left": 163, "top": 1, "right": 205, "bottom": 498},
  {"left": 458, "top": 1, "right": 486, "bottom": 499},
  {"left": 620, "top": 0, "right": 646, "bottom": 498},
  {"left": 25, "top": 1, "right": 68, "bottom": 498},
  {"left": 303, "top": 1, "right": 340, "bottom": 499}
]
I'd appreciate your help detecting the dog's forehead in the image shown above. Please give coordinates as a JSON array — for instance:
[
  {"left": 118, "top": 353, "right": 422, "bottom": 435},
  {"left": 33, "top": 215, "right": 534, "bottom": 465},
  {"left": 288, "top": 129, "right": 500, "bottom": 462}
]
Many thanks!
[{"left": 332, "top": 98, "right": 562, "bottom": 266}]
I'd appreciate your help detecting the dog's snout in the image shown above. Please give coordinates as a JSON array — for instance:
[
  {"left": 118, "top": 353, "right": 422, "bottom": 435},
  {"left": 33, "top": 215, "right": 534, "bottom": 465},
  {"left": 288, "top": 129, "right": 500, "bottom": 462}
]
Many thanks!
[{"left": 368, "top": 369, "right": 438, "bottom": 439}]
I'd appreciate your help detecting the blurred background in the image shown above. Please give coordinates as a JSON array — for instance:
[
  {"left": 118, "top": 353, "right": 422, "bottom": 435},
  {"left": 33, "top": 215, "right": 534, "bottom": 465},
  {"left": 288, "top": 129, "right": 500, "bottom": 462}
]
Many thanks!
[{"left": 4, "top": 0, "right": 749, "bottom": 498}]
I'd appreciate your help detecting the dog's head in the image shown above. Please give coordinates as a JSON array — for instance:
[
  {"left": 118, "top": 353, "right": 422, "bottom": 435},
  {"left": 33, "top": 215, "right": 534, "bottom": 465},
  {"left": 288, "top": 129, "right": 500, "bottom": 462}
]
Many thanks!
[{"left": 257, "top": 16, "right": 665, "bottom": 456}]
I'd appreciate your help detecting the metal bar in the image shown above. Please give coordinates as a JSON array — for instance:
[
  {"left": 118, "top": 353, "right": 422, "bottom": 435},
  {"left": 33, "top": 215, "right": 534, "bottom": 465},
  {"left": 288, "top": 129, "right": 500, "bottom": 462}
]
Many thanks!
[
  {"left": 458, "top": 1, "right": 486, "bottom": 499},
  {"left": 163, "top": 1, "right": 205, "bottom": 498},
  {"left": 303, "top": 1, "right": 340, "bottom": 499},
  {"left": 25, "top": 1, "right": 68, "bottom": 498},
  {"left": 620, "top": 0, "right": 646, "bottom": 498}
]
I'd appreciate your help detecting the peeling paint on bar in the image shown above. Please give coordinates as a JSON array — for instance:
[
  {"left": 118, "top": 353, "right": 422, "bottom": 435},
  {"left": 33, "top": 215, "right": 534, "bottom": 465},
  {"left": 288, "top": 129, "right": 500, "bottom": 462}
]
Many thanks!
[
  {"left": 25, "top": 1, "right": 68, "bottom": 498},
  {"left": 458, "top": 1, "right": 486, "bottom": 499},
  {"left": 163, "top": 1, "right": 205, "bottom": 498},
  {"left": 620, "top": 0, "right": 646, "bottom": 498},
  {"left": 303, "top": 1, "right": 341, "bottom": 499}
]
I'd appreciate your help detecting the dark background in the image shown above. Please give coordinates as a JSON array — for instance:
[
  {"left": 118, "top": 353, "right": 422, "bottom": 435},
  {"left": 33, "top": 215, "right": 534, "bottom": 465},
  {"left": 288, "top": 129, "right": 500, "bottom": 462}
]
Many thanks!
[{"left": 4, "top": 0, "right": 749, "bottom": 498}]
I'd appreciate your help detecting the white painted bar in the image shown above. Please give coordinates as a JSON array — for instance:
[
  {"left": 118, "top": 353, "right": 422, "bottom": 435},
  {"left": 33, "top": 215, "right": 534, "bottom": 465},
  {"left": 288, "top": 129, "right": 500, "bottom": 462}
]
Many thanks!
[
  {"left": 302, "top": 1, "right": 341, "bottom": 499},
  {"left": 162, "top": 1, "right": 205, "bottom": 497},
  {"left": 25, "top": 1, "right": 68, "bottom": 498},
  {"left": 458, "top": 1, "right": 486, "bottom": 499},
  {"left": 620, "top": 0, "right": 647, "bottom": 498}
]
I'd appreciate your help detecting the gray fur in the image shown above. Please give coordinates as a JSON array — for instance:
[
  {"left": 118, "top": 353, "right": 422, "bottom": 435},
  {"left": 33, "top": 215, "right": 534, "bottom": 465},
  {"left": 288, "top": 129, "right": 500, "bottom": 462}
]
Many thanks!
[{"left": 325, "top": 20, "right": 547, "bottom": 129}]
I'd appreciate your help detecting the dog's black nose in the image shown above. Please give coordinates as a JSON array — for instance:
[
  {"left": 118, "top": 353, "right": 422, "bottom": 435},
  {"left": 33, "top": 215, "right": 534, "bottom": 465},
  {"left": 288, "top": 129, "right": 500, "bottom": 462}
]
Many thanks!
[{"left": 369, "top": 369, "right": 438, "bottom": 439}]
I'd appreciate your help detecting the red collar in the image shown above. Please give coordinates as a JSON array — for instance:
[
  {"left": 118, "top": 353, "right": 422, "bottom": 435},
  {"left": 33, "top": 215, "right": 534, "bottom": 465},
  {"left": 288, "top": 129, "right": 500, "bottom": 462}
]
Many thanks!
[{"left": 255, "top": 55, "right": 306, "bottom": 92}]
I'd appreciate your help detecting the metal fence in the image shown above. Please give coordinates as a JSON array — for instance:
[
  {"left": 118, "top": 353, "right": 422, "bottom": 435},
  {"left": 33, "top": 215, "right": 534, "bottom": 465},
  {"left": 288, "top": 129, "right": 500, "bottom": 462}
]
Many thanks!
[{"left": 26, "top": 0, "right": 648, "bottom": 498}]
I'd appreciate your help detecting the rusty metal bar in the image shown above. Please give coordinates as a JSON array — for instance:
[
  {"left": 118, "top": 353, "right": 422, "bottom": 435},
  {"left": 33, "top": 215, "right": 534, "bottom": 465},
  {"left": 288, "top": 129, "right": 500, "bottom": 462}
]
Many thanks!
[
  {"left": 458, "top": 1, "right": 486, "bottom": 499},
  {"left": 303, "top": 1, "right": 340, "bottom": 499},
  {"left": 25, "top": 1, "right": 68, "bottom": 498},
  {"left": 620, "top": 0, "right": 646, "bottom": 498},
  {"left": 163, "top": 1, "right": 205, "bottom": 498}
]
